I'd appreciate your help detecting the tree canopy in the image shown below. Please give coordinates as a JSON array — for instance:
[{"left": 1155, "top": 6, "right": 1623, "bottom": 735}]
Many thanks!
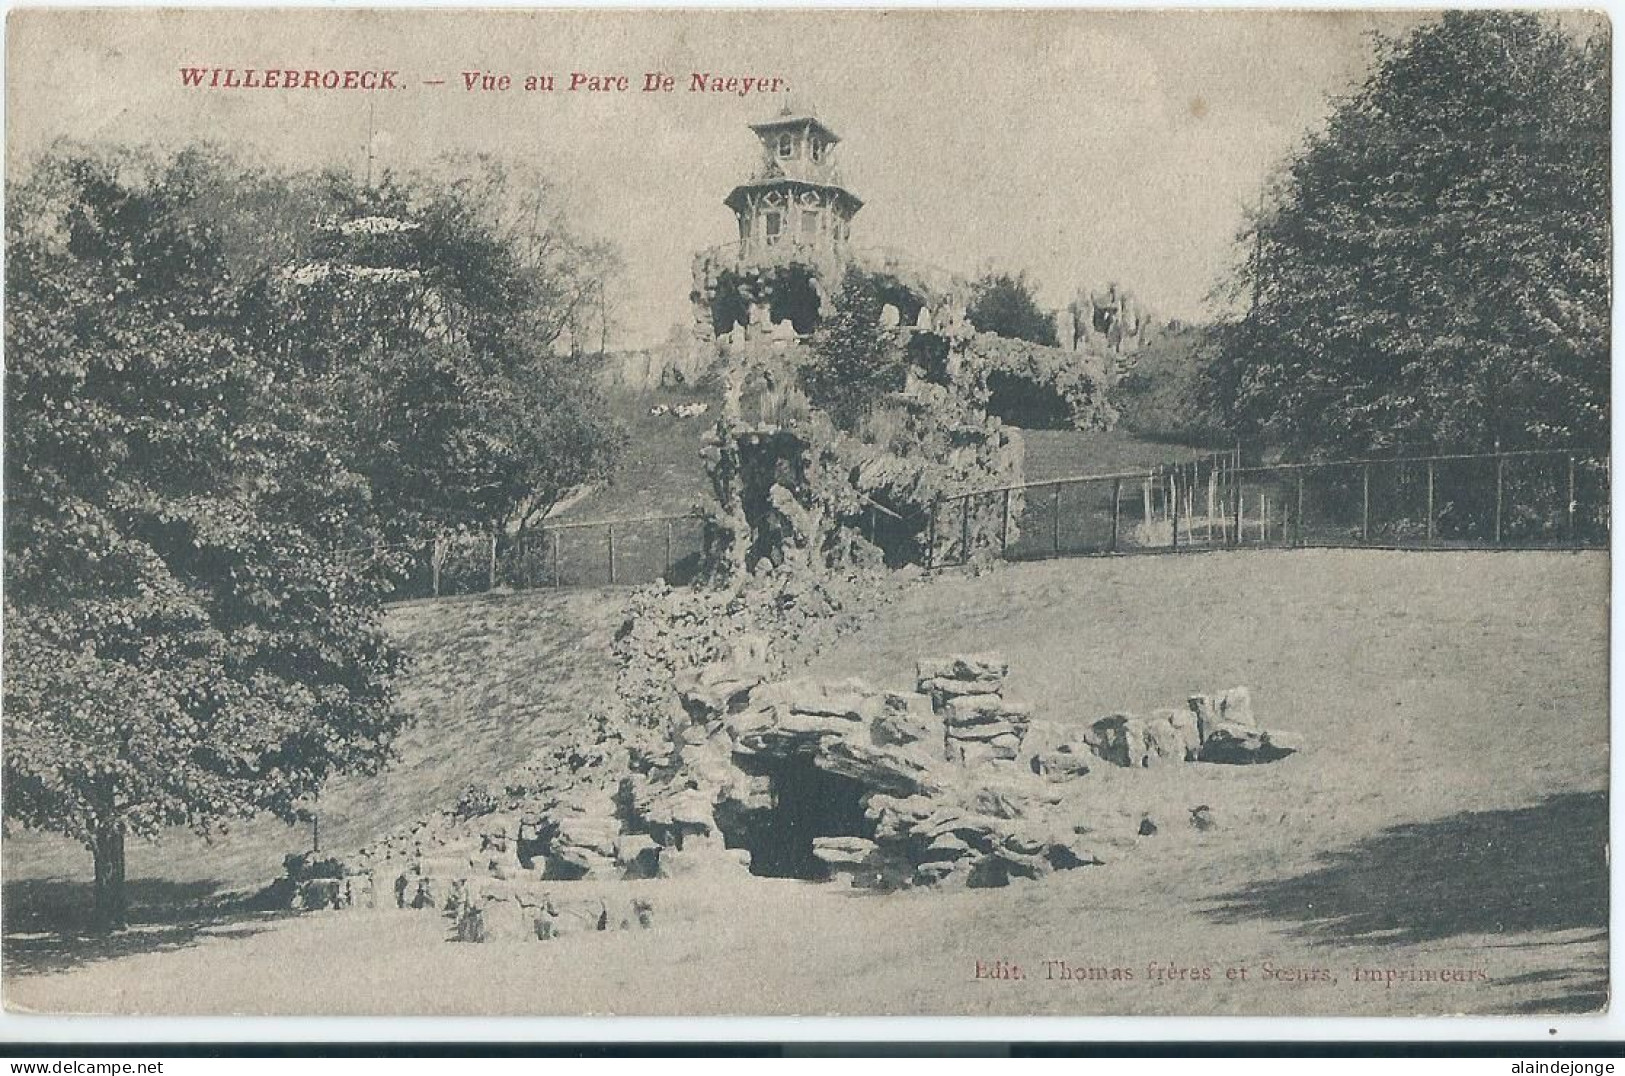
[
  {"left": 966, "top": 271, "right": 1060, "bottom": 347},
  {"left": 250, "top": 158, "right": 626, "bottom": 542},
  {"left": 3, "top": 146, "right": 628, "bottom": 927},
  {"left": 1209, "top": 12, "right": 1610, "bottom": 458}
]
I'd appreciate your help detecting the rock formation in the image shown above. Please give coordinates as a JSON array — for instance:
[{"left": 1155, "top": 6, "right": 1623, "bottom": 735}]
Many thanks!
[{"left": 276, "top": 646, "right": 1301, "bottom": 940}]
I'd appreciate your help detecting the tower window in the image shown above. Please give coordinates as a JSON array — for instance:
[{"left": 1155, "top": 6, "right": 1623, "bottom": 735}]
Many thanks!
[
  {"left": 777, "top": 132, "right": 795, "bottom": 159},
  {"left": 764, "top": 210, "right": 783, "bottom": 245},
  {"left": 811, "top": 140, "right": 825, "bottom": 163}
]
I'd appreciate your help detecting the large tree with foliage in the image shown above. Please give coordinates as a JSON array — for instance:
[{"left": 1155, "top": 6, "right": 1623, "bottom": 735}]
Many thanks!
[
  {"left": 1211, "top": 12, "right": 1609, "bottom": 457},
  {"left": 4, "top": 150, "right": 407, "bottom": 929},
  {"left": 246, "top": 157, "right": 625, "bottom": 545},
  {"left": 967, "top": 270, "right": 1060, "bottom": 347}
]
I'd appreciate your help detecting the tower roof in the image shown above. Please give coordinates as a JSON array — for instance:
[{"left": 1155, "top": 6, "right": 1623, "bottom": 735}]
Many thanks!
[{"left": 748, "top": 111, "right": 841, "bottom": 144}]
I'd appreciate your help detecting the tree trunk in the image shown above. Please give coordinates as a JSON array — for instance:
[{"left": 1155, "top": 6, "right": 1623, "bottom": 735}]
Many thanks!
[{"left": 91, "top": 823, "right": 128, "bottom": 932}]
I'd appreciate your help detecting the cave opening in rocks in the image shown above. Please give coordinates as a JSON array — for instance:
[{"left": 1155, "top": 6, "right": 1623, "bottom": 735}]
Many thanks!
[
  {"left": 985, "top": 370, "right": 1072, "bottom": 430},
  {"left": 710, "top": 272, "right": 752, "bottom": 337},
  {"left": 733, "top": 754, "right": 876, "bottom": 879},
  {"left": 872, "top": 280, "right": 925, "bottom": 329},
  {"left": 768, "top": 266, "right": 823, "bottom": 335}
]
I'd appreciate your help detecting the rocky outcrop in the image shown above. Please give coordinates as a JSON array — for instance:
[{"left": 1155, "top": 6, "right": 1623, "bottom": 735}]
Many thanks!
[{"left": 275, "top": 645, "right": 1302, "bottom": 940}]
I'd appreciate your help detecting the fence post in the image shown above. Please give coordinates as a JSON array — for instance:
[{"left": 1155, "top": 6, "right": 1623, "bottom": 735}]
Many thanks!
[
  {"left": 959, "top": 495, "right": 972, "bottom": 566},
  {"left": 1361, "top": 464, "right": 1371, "bottom": 543},
  {"left": 1426, "top": 459, "right": 1436, "bottom": 544},
  {"left": 927, "top": 495, "right": 940, "bottom": 570},
  {"left": 1051, "top": 484, "right": 1062, "bottom": 557},
  {"left": 1567, "top": 454, "right": 1578, "bottom": 546},
  {"left": 1000, "top": 488, "right": 1012, "bottom": 556},
  {"left": 1494, "top": 451, "right": 1504, "bottom": 545},
  {"left": 1111, "top": 477, "right": 1122, "bottom": 553},
  {"left": 488, "top": 533, "right": 498, "bottom": 591},
  {"left": 1170, "top": 470, "right": 1180, "bottom": 550},
  {"left": 552, "top": 530, "right": 561, "bottom": 588},
  {"left": 1295, "top": 470, "right": 1305, "bottom": 547},
  {"left": 1231, "top": 472, "right": 1243, "bottom": 547},
  {"left": 665, "top": 520, "right": 674, "bottom": 579},
  {"left": 607, "top": 523, "right": 617, "bottom": 584}
]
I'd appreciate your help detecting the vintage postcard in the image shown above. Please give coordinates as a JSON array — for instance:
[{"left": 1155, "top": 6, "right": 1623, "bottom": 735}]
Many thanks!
[{"left": 1, "top": 7, "right": 1609, "bottom": 1020}]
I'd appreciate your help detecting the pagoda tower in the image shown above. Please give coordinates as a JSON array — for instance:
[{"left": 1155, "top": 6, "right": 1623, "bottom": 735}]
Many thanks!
[{"left": 725, "top": 108, "right": 862, "bottom": 256}]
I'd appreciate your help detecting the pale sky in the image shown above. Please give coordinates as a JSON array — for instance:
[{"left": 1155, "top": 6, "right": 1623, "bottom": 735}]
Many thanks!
[{"left": 8, "top": 9, "right": 1431, "bottom": 347}]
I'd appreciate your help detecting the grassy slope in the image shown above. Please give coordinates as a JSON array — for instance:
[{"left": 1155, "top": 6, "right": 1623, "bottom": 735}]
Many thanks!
[
  {"left": 7, "top": 550, "right": 1607, "bottom": 1017},
  {"left": 556, "top": 386, "right": 722, "bottom": 523},
  {"left": 3, "top": 588, "right": 626, "bottom": 896}
]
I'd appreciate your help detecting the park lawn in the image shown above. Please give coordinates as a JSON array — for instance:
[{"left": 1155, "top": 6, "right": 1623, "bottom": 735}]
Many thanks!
[
  {"left": 1021, "top": 428, "right": 1211, "bottom": 483},
  {"left": 554, "top": 386, "right": 723, "bottom": 524},
  {"left": 2, "top": 549, "right": 1607, "bottom": 1017}
]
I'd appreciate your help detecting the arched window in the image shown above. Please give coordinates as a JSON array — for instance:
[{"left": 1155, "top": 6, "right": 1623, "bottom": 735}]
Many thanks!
[
  {"left": 810, "top": 139, "right": 825, "bottom": 163},
  {"left": 777, "top": 132, "right": 795, "bottom": 159}
]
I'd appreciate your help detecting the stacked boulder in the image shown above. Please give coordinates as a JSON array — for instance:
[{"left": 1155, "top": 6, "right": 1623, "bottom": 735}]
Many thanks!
[
  {"left": 526, "top": 789, "right": 622, "bottom": 880},
  {"left": 917, "top": 654, "right": 1031, "bottom": 766}
]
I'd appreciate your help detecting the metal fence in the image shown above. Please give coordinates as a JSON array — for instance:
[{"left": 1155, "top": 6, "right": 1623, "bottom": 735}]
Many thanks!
[
  {"left": 931, "top": 448, "right": 1610, "bottom": 567},
  {"left": 381, "top": 512, "right": 709, "bottom": 600}
]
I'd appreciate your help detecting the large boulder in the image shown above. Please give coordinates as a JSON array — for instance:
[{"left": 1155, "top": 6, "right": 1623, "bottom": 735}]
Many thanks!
[
  {"left": 1198, "top": 724, "right": 1300, "bottom": 765},
  {"left": 1085, "top": 714, "right": 1154, "bottom": 768},
  {"left": 1148, "top": 707, "right": 1202, "bottom": 761},
  {"left": 811, "top": 836, "right": 902, "bottom": 889},
  {"left": 1188, "top": 687, "right": 1255, "bottom": 743},
  {"left": 941, "top": 693, "right": 1006, "bottom": 727}
]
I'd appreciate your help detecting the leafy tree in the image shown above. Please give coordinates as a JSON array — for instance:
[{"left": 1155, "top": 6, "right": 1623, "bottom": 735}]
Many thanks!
[
  {"left": 801, "top": 267, "right": 907, "bottom": 430},
  {"left": 4, "top": 150, "right": 406, "bottom": 929},
  {"left": 967, "top": 270, "right": 1060, "bottom": 347},
  {"left": 1112, "top": 324, "right": 1232, "bottom": 445},
  {"left": 1211, "top": 12, "right": 1609, "bottom": 457},
  {"left": 247, "top": 158, "right": 626, "bottom": 544}
]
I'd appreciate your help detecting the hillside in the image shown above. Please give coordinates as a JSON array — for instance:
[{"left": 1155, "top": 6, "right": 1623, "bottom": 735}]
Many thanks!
[
  {"left": 3, "top": 588, "right": 628, "bottom": 898},
  {"left": 554, "top": 386, "right": 724, "bottom": 523}
]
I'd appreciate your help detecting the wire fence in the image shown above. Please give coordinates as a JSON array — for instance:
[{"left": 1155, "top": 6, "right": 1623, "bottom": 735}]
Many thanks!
[
  {"left": 931, "top": 448, "right": 1610, "bottom": 567},
  {"left": 378, "top": 512, "right": 709, "bottom": 601},
  {"left": 366, "top": 449, "right": 1605, "bottom": 601}
]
